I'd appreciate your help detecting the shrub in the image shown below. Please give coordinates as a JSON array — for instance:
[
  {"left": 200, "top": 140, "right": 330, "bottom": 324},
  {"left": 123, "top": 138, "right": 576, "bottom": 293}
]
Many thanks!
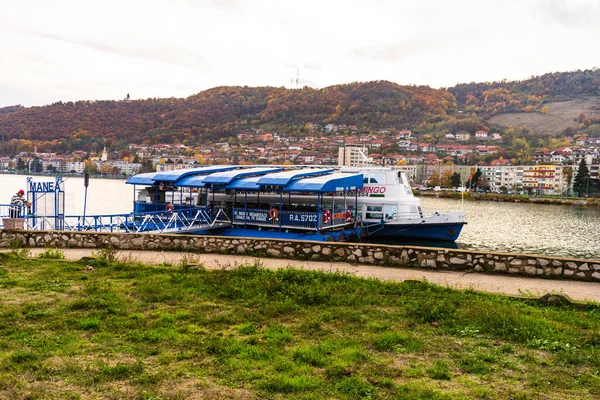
[{"left": 38, "top": 248, "right": 65, "bottom": 259}]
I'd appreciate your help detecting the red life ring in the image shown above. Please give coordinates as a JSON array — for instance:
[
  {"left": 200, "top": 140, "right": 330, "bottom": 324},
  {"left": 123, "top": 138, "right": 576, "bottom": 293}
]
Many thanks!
[
  {"left": 269, "top": 208, "right": 279, "bottom": 219},
  {"left": 166, "top": 204, "right": 174, "bottom": 212},
  {"left": 323, "top": 209, "right": 331, "bottom": 224}
]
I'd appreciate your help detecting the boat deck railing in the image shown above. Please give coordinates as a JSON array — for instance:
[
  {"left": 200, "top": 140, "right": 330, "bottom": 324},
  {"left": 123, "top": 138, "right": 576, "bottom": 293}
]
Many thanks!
[
  {"left": 0, "top": 206, "right": 232, "bottom": 234},
  {"left": 422, "top": 210, "right": 464, "bottom": 219}
]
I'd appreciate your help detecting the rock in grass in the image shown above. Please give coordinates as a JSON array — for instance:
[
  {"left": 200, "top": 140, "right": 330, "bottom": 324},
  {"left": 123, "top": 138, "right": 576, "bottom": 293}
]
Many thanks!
[{"left": 538, "top": 293, "right": 573, "bottom": 306}]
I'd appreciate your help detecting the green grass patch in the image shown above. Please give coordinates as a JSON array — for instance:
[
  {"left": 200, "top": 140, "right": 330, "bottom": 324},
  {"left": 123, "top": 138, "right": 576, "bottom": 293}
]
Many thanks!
[{"left": 0, "top": 257, "right": 598, "bottom": 399}]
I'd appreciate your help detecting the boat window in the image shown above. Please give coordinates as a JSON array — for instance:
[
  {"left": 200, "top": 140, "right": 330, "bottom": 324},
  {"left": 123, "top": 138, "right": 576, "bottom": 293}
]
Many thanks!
[
  {"left": 366, "top": 205, "right": 383, "bottom": 219},
  {"left": 384, "top": 205, "right": 397, "bottom": 219},
  {"left": 369, "top": 172, "right": 385, "bottom": 184}
]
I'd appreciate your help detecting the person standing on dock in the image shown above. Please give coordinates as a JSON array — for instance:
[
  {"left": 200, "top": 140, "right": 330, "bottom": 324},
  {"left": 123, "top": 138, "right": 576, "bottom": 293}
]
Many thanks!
[{"left": 9, "top": 190, "right": 30, "bottom": 218}]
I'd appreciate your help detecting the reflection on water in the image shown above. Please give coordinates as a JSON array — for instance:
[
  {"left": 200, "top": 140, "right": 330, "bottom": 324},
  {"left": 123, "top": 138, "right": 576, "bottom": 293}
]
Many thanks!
[
  {"left": 1, "top": 174, "right": 599, "bottom": 259},
  {"left": 422, "top": 197, "right": 600, "bottom": 260}
]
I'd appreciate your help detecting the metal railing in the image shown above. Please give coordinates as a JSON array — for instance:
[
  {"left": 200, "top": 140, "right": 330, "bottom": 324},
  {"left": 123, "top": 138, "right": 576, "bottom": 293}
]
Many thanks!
[
  {"left": 0, "top": 206, "right": 232, "bottom": 234},
  {"left": 422, "top": 210, "right": 465, "bottom": 219},
  {"left": 0, "top": 204, "right": 28, "bottom": 227},
  {"left": 130, "top": 208, "right": 231, "bottom": 233}
]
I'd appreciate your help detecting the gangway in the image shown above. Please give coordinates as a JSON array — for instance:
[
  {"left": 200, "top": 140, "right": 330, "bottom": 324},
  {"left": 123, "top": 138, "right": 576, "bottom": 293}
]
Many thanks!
[{"left": 132, "top": 208, "right": 231, "bottom": 234}]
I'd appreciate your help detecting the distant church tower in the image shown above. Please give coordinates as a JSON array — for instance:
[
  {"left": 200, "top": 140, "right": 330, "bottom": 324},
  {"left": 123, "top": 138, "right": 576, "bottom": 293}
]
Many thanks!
[{"left": 101, "top": 146, "right": 108, "bottom": 161}]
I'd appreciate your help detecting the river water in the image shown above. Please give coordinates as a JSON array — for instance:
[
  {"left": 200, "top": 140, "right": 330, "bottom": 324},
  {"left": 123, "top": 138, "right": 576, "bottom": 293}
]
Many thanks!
[{"left": 1, "top": 174, "right": 599, "bottom": 260}]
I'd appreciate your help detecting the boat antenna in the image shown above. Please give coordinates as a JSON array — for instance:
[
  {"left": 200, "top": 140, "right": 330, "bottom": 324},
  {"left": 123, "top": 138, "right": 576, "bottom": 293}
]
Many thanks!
[{"left": 357, "top": 148, "right": 379, "bottom": 167}]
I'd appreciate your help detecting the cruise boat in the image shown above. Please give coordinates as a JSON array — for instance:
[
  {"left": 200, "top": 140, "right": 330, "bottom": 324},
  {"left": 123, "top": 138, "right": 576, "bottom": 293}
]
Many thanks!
[{"left": 125, "top": 165, "right": 466, "bottom": 242}]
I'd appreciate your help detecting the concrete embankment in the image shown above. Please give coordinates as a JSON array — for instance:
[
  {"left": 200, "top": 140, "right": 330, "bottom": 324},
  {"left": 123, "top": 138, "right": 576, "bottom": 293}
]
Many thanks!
[{"left": 1, "top": 230, "right": 599, "bottom": 283}]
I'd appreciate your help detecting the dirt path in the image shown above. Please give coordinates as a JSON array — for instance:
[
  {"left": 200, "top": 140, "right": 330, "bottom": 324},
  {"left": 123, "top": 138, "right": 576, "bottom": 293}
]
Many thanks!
[{"left": 17, "top": 248, "right": 600, "bottom": 303}]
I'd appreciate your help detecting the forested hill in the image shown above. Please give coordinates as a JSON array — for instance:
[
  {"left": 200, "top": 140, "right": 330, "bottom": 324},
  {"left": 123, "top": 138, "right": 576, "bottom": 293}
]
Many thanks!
[
  {"left": 1, "top": 69, "right": 600, "bottom": 155},
  {"left": 449, "top": 69, "right": 600, "bottom": 117},
  {"left": 0, "top": 82, "right": 454, "bottom": 154}
]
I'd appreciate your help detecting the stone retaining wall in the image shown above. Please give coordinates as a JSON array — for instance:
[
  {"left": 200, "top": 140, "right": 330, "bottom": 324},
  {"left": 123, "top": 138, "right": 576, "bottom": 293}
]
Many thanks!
[{"left": 1, "top": 230, "right": 599, "bottom": 282}]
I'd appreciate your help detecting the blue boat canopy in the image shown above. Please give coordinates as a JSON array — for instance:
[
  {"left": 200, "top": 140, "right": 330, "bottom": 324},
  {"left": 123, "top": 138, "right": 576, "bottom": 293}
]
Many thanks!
[
  {"left": 174, "top": 175, "right": 210, "bottom": 188},
  {"left": 283, "top": 173, "right": 364, "bottom": 193},
  {"left": 203, "top": 167, "right": 284, "bottom": 186},
  {"left": 125, "top": 172, "right": 159, "bottom": 185},
  {"left": 152, "top": 166, "right": 237, "bottom": 184},
  {"left": 257, "top": 168, "right": 334, "bottom": 187},
  {"left": 224, "top": 176, "right": 263, "bottom": 191},
  {"left": 127, "top": 166, "right": 364, "bottom": 194}
]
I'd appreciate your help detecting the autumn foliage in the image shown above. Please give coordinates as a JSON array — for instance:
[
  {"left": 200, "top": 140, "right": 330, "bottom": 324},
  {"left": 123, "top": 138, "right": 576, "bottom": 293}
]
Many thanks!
[
  {"left": 1, "top": 69, "right": 600, "bottom": 156},
  {"left": 0, "top": 81, "right": 456, "bottom": 154}
]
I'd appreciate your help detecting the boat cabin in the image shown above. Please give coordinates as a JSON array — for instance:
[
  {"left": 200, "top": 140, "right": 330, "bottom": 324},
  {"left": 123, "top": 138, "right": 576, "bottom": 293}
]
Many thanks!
[{"left": 125, "top": 166, "right": 364, "bottom": 234}]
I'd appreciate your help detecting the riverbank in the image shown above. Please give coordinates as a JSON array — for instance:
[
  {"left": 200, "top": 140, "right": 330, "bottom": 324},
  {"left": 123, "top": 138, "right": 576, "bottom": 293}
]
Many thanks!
[
  {"left": 1, "top": 249, "right": 599, "bottom": 399},
  {"left": 417, "top": 190, "right": 600, "bottom": 207}
]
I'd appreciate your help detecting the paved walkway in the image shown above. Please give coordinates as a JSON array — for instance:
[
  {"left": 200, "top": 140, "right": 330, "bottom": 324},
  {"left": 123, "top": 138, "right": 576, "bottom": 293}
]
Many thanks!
[{"left": 16, "top": 248, "right": 600, "bottom": 303}]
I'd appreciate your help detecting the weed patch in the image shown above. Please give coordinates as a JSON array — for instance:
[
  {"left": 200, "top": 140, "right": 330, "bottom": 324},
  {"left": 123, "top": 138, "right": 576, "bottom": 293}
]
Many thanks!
[{"left": 38, "top": 248, "right": 65, "bottom": 259}]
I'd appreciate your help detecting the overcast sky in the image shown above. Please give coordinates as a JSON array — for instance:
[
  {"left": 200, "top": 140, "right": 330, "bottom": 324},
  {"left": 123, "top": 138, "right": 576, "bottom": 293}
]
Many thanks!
[{"left": 1, "top": 0, "right": 599, "bottom": 108}]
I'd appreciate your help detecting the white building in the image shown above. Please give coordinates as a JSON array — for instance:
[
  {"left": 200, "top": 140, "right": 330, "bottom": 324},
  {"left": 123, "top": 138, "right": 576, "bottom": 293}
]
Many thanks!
[{"left": 156, "top": 163, "right": 196, "bottom": 172}]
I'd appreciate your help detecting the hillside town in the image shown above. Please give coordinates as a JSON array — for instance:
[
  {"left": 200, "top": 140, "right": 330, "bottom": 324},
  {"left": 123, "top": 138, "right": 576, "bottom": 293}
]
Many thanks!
[{"left": 1, "top": 125, "right": 598, "bottom": 196}]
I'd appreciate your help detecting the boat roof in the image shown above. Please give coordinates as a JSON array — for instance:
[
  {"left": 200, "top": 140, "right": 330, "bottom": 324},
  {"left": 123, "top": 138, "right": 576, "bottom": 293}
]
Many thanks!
[
  {"left": 175, "top": 174, "right": 210, "bottom": 188},
  {"left": 125, "top": 172, "right": 159, "bottom": 185},
  {"left": 127, "top": 166, "right": 365, "bottom": 193},
  {"left": 152, "top": 166, "right": 237, "bottom": 183},
  {"left": 257, "top": 168, "right": 334, "bottom": 187},
  {"left": 283, "top": 173, "right": 363, "bottom": 193},
  {"left": 202, "top": 167, "right": 284, "bottom": 186},
  {"left": 224, "top": 176, "right": 263, "bottom": 191}
]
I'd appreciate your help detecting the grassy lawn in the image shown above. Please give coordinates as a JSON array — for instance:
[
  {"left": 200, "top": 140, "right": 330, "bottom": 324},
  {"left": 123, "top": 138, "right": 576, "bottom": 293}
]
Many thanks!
[{"left": 0, "top": 249, "right": 599, "bottom": 399}]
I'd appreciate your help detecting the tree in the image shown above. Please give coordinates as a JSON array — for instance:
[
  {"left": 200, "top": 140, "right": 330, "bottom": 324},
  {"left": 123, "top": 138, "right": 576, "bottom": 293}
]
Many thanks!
[
  {"left": 573, "top": 159, "right": 590, "bottom": 197},
  {"left": 31, "top": 158, "right": 43, "bottom": 173},
  {"left": 541, "top": 106, "right": 549, "bottom": 114},
  {"left": 427, "top": 171, "right": 441, "bottom": 187},
  {"left": 441, "top": 170, "right": 453, "bottom": 188},
  {"left": 563, "top": 167, "right": 573, "bottom": 196},
  {"left": 450, "top": 172, "right": 462, "bottom": 188},
  {"left": 471, "top": 168, "right": 483, "bottom": 190},
  {"left": 83, "top": 160, "right": 98, "bottom": 175},
  {"left": 99, "top": 164, "right": 112, "bottom": 175},
  {"left": 16, "top": 157, "right": 26, "bottom": 171}
]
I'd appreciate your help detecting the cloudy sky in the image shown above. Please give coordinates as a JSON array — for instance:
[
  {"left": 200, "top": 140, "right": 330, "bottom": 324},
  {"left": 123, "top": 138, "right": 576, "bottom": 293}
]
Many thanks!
[{"left": 1, "top": 0, "right": 599, "bottom": 108}]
